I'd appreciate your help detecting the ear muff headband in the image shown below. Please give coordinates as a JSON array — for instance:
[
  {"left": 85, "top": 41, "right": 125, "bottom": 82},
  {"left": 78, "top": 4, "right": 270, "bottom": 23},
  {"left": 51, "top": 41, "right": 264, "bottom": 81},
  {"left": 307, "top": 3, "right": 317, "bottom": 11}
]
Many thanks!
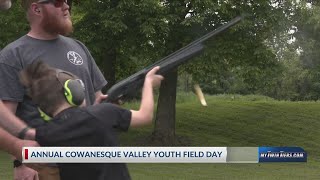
[
  {"left": 64, "top": 79, "right": 77, "bottom": 106},
  {"left": 38, "top": 107, "right": 52, "bottom": 121}
]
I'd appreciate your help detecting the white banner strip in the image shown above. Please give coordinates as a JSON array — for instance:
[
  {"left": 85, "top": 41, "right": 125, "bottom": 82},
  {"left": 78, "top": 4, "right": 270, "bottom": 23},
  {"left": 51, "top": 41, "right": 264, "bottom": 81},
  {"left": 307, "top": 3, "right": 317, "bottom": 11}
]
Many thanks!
[{"left": 22, "top": 147, "right": 227, "bottom": 163}]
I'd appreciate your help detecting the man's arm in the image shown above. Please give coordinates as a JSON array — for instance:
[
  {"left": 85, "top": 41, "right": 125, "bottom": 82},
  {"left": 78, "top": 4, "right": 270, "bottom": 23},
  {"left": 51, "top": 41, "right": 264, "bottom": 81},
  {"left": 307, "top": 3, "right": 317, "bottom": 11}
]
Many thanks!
[
  {"left": 0, "top": 127, "right": 38, "bottom": 160},
  {"left": 1, "top": 101, "right": 38, "bottom": 180},
  {"left": 130, "top": 66, "right": 163, "bottom": 127},
  {"left": 0, "top": 101, "right": 31, "bottom": 137}
]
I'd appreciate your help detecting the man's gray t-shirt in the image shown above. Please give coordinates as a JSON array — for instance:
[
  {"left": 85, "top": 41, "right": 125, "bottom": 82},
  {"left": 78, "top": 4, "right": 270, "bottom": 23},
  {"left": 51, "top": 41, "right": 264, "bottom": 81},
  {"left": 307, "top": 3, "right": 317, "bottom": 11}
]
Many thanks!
[{"left": 0, "top": 35, "right": 107, "bottom": 127}]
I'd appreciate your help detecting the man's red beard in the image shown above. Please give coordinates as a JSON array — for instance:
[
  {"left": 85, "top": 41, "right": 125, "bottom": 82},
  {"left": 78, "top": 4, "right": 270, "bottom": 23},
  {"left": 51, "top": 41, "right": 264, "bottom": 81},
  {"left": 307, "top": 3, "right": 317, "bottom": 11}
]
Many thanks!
[{"left": 40, "top": 8, "right": 73, "bottom": 36}]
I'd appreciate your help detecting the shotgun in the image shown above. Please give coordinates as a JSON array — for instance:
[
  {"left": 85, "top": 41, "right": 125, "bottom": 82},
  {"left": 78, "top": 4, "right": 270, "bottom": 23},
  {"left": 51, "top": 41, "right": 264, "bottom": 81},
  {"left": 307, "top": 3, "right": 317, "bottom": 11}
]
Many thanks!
[{"left": 104, "top": 16, "right": 243, "bottom": 102}]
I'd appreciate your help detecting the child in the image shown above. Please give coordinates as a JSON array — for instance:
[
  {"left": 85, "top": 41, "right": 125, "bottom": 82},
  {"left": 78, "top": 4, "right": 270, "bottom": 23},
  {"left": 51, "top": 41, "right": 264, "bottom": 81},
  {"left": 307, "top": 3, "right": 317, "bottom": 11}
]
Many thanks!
[{"left": 20, "top": 61, "right": 163, "bottom": 180}]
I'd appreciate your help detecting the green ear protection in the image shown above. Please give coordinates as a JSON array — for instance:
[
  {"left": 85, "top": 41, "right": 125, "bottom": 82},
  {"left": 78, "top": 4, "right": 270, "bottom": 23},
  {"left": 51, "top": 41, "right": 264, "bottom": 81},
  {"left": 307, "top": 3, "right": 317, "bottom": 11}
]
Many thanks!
[
  {"left": 38, "top": 70, "right": 86, "bottom": 121},
  {"left": 57, "top": 69, "right": 86, "bottom": 106},
  {"left": 38, "top": 107, "right": 52, "bottom": 121}
]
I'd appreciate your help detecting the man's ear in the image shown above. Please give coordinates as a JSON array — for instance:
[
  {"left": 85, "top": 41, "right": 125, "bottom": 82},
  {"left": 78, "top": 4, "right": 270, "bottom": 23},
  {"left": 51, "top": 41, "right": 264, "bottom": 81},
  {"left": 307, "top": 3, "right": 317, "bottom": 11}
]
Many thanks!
[{"left": 30, "top": 3, "right": 41, "bottom": 14}]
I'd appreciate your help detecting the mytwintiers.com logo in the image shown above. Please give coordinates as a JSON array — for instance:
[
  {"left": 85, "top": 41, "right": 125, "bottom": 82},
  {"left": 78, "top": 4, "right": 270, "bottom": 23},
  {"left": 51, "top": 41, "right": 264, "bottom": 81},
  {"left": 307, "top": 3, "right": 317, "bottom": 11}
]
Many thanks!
[
  {"left": 258, "top": 147, "right": 307, "bottom": 162},
  {"left": 260, "top": 151, "right": 306, "bottom": 158}
]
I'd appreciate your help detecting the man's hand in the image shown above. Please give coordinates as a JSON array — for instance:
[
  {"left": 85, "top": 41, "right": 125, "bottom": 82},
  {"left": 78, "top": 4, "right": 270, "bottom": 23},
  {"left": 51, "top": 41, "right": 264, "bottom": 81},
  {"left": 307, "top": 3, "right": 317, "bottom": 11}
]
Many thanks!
[
  {"left": 14, "top": 165, "right": 39, "bottom": 180},
  {"left": 14, "top": 139, "right": 39, "bottom": 161},
  {"left": 13, "top": 140, "right": 40, "bottom": 179}
]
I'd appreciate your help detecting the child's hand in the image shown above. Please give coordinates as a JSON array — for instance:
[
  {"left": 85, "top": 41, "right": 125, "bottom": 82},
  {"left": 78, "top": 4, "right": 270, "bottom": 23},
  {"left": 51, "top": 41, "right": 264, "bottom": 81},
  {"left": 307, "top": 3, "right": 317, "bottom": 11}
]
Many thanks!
[{"left": 145, "top": 66, "right": 164, "bottom": 88}]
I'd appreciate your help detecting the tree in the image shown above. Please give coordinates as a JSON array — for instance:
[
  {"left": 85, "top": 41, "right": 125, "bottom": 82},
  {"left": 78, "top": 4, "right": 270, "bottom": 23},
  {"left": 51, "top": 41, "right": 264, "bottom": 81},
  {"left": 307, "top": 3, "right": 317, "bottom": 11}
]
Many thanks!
[
  {"left": 0, "top": 3, "right": 28, "bottom": 48},
  {"left": 290, "top": 1, "right": 320, "bottom": 100},
  {"left": 72, "top": 0, "right": 297, "bottom": 145},
  {"left": 154, "top": 0, "right": 303, "bottom": 144},
  {"left": 73, "top": 0, "right": 167, "bottom": 89}
]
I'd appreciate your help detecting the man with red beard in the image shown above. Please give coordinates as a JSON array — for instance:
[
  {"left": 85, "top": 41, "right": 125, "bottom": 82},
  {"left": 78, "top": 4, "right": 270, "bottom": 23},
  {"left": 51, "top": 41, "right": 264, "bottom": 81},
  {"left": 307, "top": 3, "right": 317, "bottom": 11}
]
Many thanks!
[{"left": 0, "top": 0, "right": 108, "bottom": 179}]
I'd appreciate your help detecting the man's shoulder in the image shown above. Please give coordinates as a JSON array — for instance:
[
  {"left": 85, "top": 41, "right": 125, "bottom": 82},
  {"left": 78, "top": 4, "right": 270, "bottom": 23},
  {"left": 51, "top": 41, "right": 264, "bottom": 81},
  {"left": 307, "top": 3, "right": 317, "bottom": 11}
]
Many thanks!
[
  {"left": 59, "top": 35, "right": 85, "bottom": 47},
  {"left": 1, "top": 35, "right": 28, "bottom": 53},
  {"left": 0, "top": 35, "right": 28, "bottom": 65}
]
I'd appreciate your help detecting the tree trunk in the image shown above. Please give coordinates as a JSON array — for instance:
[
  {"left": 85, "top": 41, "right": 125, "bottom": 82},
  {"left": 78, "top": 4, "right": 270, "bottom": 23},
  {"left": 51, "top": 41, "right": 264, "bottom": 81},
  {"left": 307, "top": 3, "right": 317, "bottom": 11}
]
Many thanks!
[
  {"left": 102, "top": 48, "right": 117, "bottom": 92},
  {"left": 67, "top": 0, "right": 72, "bottom": 13},
  {"left": 153, "top": 69, "right": 178, "bottom": 145},
  {"left": 151, "top": 1, "right": 188, "bottom": 146}
]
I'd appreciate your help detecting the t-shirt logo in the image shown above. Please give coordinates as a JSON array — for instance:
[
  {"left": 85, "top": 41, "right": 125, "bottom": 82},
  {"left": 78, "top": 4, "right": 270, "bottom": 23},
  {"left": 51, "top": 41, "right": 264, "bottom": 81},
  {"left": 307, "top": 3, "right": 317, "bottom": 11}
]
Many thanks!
[{"left": 67, "top": 51, "right": 83, "bottom": 65}]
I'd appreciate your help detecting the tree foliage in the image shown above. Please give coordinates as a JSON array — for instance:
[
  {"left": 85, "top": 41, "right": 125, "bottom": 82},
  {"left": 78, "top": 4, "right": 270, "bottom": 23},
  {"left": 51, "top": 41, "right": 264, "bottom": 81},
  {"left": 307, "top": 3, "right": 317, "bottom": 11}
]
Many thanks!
[
  {"left": 0, "top": 2, "right": 29, "bottom": 48},
  {"left": 183, "top": 0, "right": 296, "bottom": 94},
  {"left": 284, "top": 1, "right": 320, "bottom": 100}
]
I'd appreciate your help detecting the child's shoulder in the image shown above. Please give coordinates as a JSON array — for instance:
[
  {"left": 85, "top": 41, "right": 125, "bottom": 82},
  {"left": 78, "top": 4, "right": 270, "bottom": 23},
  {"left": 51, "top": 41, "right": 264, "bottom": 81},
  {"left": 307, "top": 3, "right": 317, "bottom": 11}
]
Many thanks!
[
  {"left": 87, "top": 103, "right": 118, "bottom": 111},
  {"left": 84, "top": 103, "right": 123, "bottom": 116}
]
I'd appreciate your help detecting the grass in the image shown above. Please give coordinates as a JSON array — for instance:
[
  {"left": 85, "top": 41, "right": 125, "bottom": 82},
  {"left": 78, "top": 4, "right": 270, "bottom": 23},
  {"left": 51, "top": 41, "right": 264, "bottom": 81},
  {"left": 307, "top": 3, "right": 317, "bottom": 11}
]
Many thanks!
[
  {"left": 1, "top": 94, "right": 319, "bottom": 179},
  {"left": 0, "top": 152, "right": 11, "bottom": 179}
]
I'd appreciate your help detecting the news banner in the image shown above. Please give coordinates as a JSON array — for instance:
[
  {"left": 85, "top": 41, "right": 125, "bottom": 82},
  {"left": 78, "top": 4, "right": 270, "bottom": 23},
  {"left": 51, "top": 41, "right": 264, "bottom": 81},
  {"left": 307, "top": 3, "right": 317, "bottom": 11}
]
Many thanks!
[{"left": 22, "top": 147, "right": 307, "bottom": 163}]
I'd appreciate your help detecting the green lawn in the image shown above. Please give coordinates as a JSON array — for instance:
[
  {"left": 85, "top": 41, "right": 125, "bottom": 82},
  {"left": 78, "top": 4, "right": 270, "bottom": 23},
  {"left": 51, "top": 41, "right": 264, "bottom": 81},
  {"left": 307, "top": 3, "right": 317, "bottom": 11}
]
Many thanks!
[{"left": 1, "top": 94, "right": 319, "bottom": 179}]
